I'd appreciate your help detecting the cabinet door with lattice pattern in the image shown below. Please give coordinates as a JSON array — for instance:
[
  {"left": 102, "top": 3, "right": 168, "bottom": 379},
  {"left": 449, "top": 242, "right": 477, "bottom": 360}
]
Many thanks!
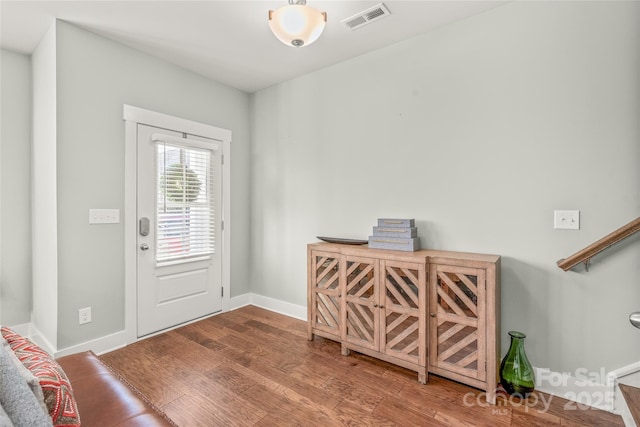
[
  {"left": 381, "top": 260, "right": 426, "bottom": 368},
  {"left": 309, "top": 251, "right": 341, "bottom": 339},
  {"left": 429, "top": 264, "right": 486, "bottom": 382},
  {"left": 344, "top": 256, "right": 379, "bottom": 351}
]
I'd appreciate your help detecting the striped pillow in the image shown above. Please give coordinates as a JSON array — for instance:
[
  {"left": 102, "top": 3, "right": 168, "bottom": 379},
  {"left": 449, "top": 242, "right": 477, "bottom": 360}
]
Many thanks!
[{"left": 1, "top": 327, "right": 81, "bottom": 427}]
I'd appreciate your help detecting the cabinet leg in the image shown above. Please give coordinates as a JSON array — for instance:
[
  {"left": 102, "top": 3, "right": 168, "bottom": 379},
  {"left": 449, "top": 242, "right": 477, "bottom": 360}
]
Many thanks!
[
  {"left": 486, "top": 388, "right": 496, "bottom": 405},
  {"left": 418, "top": 371, "right": 427, "bottom": 384},
  {"left": 341, "top": 344, "right": 350, "bottom": 356}
]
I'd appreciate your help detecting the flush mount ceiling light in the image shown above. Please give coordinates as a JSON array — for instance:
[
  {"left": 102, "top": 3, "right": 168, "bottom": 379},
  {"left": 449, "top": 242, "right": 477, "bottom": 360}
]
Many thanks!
[{"left": 268, "top": 0, "right": 327, "bottom": 48}]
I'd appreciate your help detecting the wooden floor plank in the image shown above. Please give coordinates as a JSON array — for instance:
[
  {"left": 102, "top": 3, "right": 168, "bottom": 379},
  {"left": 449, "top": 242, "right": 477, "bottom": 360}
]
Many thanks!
[
  {"left": 331, "top": 400, "right": 396, "bottom": 426},
  {"left": 372, "top": 394, "right": 439, "bottom": 426},
  {"left": 620, "top": 383, "right": 640, "bottom": 426},
  {"left": 321, "top": 375, "right": 385, "bottom": 411},
  {"left": 100, "top": 306, "right": 623, "bottom": 426}
]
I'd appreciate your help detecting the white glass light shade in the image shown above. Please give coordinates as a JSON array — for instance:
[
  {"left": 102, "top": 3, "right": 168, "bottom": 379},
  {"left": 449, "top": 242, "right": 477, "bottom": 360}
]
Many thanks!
[{"left": 268, "top": 3, "right": 327, "bottom": 47}]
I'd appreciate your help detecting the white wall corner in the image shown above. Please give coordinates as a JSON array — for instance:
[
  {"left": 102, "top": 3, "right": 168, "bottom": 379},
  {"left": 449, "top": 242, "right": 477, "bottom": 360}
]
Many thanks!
[
  {"left": 27, "top": 323, "right": 56, "bottom": 356},
  {"left": 31, "top": 20, "right": 58, "bottom": 350},
  {"left": 4, "top": 323, "right": 30, "bottom": 339},
  {"left": 3, "top": 322, "right": 56, "bottom": 355},
  {"left": 228, "top": 293, "right": 252, "bottom": 311}
]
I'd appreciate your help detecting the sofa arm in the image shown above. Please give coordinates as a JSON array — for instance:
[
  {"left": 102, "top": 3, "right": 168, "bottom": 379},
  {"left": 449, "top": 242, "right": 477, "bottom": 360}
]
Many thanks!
[{"left": 56, "top": 351, "right": 175, "bottom": 427}]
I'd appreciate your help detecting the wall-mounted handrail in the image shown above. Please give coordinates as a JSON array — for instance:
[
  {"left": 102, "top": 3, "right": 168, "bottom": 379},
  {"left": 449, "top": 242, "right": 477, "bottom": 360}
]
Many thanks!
[{"left": 557, "top": 216, "right": 640, "bottom": 271}]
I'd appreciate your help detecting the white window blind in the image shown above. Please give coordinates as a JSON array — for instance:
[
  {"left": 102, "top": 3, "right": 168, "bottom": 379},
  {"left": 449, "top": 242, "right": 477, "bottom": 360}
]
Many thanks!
[{"left": 155, "top": 139, "right": 216, "bottom": 264}]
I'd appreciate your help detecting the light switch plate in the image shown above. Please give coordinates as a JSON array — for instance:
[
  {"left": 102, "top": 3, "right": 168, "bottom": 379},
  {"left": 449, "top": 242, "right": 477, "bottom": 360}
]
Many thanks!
[
  {"left": 89, "top": 209, "right": 120, "bottom": 224},
  {"left": 554, "top": 210, "right": 580, "bottom": 230}
]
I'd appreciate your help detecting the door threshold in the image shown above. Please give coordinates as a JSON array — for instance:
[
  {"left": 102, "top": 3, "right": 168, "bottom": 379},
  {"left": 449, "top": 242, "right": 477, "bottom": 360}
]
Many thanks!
[{"left": 136, "top": 309, "right": 224, "bottom": 341}]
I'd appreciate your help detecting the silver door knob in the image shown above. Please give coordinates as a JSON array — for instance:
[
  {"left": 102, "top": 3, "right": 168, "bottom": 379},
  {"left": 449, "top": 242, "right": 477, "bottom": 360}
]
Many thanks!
[
  {"left": 630, "top": 312, "right": 640, "bottom": 329},
  {"left": 140, "top": 243, "right": 149, "bottom": 251}
]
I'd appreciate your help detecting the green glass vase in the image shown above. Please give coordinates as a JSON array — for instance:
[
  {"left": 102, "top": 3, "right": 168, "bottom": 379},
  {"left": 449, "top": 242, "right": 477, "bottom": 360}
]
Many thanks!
[{"left": 500, "top": 331, "right": 535, "bottom": 397}]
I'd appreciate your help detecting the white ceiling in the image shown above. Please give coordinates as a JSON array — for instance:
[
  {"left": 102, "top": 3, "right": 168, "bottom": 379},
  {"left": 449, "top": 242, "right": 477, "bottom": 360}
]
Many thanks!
[{"left": 0, "top": 1, "right": 508, "bottom": 93}]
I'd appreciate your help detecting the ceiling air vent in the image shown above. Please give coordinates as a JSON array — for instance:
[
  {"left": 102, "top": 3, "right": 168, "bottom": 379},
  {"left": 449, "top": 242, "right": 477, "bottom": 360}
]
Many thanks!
[{"left": 341, "top": 3, "right": 391, "bottom": 31}]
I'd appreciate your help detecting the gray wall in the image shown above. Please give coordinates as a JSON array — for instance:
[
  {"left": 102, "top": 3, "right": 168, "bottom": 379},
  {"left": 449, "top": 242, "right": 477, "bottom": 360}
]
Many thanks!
[
  {"left": 0, "top": 49, "right": 32, "bottom": 326},
  {"left": 2, "top": 2, "right": 638, "bottom": 377},
  {"left": 251, "top": 1, "right": 640, "bottom": 375},
  {"left": 54, "top": 21, "right": 251, "bottom": 348}
]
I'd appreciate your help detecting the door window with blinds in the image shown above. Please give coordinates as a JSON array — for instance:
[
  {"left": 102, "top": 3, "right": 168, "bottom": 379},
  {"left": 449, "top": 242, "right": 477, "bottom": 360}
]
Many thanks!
[{"left": 155, "top": 136, "right": 218, "bottom": 264}]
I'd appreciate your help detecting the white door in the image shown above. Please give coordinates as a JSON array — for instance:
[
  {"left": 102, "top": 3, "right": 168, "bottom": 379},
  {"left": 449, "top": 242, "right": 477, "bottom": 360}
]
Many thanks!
[{"left": 137, "top": 123, "right": 223, "bottom": 337}]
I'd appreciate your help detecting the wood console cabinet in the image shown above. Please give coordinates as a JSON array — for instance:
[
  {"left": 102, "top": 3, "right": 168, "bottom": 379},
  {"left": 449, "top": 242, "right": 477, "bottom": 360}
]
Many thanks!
[
  {"left": 308, "top": 242, "right": 501, "bottom": 403},
  {"left": 342, "top": 254, "right": 427, "bottom": 383}
]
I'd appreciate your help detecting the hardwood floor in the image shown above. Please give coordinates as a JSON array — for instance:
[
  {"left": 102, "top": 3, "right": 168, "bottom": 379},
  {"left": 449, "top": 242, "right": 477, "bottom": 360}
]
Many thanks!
[
  {"left": 100, "top": 306, "right": 623, "bottom": 426},
  {"left": 620, "top": 384, "right": 640, "bottom": 426}
]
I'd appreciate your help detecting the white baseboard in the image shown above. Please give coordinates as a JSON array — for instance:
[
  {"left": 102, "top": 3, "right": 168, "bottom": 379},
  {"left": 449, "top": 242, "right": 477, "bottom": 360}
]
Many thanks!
[
  {"left": 4, "top": 322, "right": 30, "bottom": 338},
  {"left": 10, "top": 294, "right": 640, "bottom": 424},
  {"left": 229, "top": 292, "right": 306, "bottom": 320},
  {"left": 55, "top": 293, "right": 306, "bottom": 356},
  {"left": 228, "top": 293, "right": 252, "bottom": 311},
  {"left": 6, "top": 293, "right": 304, "bottom": 358},
  {"left": 54, "top": 330, "right": 130, "bottom": 358},
  {"left": 28, "top": 324, "right": 56, "bottom": 356},
  {"left": 4, "top": 322, "right": 57, "bottom": 355},
  {"left": 3, "top": 320, "right": 129, "bottom": 357},
  {"left": 612, "top": 361, "right": 640, "bottom": 387}
]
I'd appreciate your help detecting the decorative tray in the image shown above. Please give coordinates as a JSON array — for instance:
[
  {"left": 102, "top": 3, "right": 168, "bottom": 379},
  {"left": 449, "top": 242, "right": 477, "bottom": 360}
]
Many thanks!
[{"left": 316, "top": 236, "right": 368, "bottom": 245}]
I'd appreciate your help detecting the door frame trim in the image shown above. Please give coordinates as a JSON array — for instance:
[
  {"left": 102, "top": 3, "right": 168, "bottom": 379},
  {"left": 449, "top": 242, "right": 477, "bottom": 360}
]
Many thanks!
[{"left": 123, "top": 105, "right": 231, "bottom": 344}]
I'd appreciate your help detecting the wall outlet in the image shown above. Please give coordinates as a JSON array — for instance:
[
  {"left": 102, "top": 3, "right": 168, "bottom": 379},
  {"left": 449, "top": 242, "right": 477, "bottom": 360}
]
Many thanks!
[
  {"left": 554, "top": 210, "right": 580, "bottom": 230},
  {"left": 79, "top": 307, "right": 92, "bottom": 325}
]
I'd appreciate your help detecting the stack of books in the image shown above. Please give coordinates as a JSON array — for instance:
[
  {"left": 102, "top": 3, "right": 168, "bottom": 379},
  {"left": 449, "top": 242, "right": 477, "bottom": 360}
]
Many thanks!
[{"left": 368, "top": 218, "right": 420, "bottom": 251}]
